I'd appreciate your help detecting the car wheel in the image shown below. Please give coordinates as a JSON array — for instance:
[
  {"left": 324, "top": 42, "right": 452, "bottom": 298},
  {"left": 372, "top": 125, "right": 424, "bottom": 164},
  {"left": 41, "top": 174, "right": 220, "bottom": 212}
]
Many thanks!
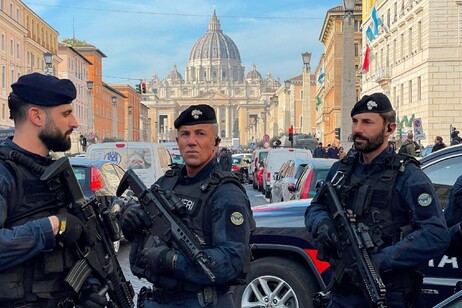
[
  {"left": 113, "top": 240, "right": 120, "bottom": 254},
  {"left": 232, "top": 257, "right": 316, "bottom": 308}
]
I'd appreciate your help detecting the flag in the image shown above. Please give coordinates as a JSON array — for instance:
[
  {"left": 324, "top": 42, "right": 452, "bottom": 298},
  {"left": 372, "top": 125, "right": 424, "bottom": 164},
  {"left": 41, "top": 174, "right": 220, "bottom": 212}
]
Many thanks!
[
  {"left": 317, "top": 68, "right": 326, "bottom": 84},
  {"left": 362, "top": 45, "right": 370, "bottom": 72},
  {"left": 371, "top": 6, "right": 383, "bottom": 36},
  {"left": 315, "top": 96, "right": 323, "bottom": 111},
  {"left": 366, "top": 26, "right": 375, "bottom": 42}
]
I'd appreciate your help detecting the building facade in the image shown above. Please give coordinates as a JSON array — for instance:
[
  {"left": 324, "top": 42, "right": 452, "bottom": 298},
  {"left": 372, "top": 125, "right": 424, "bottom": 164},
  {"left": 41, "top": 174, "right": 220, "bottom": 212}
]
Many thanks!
[
  {"left": 316, "top": 2, "right": 363, "bottom": 147},
  {"left": 361, "top": 0, "right": 462, "bottom": 146},
  {"left": 141, "top": 10, "right": 281, "bottom": 147}
]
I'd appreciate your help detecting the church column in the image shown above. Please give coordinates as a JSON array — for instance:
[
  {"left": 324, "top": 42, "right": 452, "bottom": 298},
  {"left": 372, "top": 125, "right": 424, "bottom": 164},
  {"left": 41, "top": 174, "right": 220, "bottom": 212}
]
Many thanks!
[
  {"left": 216, "top": 106, "right": 223, "bottom": 137},
  {"left": 225, "top": 105, "right": 231, "bottom": 138}
]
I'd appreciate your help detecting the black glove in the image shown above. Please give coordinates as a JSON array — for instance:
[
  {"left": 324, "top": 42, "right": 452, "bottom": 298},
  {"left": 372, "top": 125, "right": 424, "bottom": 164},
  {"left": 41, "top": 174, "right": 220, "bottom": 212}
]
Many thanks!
[
  {"left": 120, "top": 203, "right": 150, "bottom": 241},
  {"left": 314, "top": 218, "right": 339, "bottom": 261},
  {"left": 141, "top": 243, "right": 176, "bottom": 275},
  {"left": 80, "top": 282, "right": 108, "bottom": 308},
  {"left": 55, "top": 214, "right": 83, "bottom": 247}
]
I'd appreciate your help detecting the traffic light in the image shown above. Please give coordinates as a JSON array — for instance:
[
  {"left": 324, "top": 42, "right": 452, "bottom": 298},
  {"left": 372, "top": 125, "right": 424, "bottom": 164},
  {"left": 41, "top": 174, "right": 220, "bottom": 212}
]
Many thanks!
[
  {"left": 288, "top": 126, "right": 294, "bottom": 142},
  {"left": 335, "top": 127, "right": 341, "bottom": 139},
  {"left": 141, "top": 82, "right": 146, "bottom": 94},
  {"left": 135, "top": 83, "right": 141, "bottom": 94}
]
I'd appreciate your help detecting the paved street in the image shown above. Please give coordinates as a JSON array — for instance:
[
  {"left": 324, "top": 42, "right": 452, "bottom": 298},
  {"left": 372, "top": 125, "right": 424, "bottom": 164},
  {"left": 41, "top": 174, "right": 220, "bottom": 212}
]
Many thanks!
[{"left": 117, "top": 182, "right": 268, "bottom": 300}]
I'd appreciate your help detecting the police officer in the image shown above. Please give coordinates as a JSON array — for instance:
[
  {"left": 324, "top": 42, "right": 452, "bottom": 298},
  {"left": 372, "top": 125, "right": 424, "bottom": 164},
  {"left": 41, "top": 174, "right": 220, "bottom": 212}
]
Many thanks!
[
  {"left": 0, "top": 73, "right": 107, "bottom": 307},
  {"left": 121, "top": 104, "right": 255, "bottom": 307},
  {"left": 305, "top": 93, "right": 449, "bottom": 307}
]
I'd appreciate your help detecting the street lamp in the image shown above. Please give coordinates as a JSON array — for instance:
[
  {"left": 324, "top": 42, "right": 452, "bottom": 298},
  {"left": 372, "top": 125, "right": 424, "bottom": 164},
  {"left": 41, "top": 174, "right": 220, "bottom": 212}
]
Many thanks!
[
  {"left": 284, "top": 80, "right": 293, "bottom": 134},
  {"left": 340, "top": 0, "right": 356, "bottom": 148},
  {"left": 112, "top": 96, "right": 118, "bottom": 140},
  {"left": 86, "top": 81, "right": 94, "bottom": 139},
  {"left": 43, "top": 52, "right": 53, "bottom": 75},
  {"left": 302, "top": 52, "right": 312, "bottom": 70},
  {"left": 301, "top": 51, "right": 312, "bottom": 134},
  {"left": 128, "top": 105, "right": 133, "bottom": 142}
]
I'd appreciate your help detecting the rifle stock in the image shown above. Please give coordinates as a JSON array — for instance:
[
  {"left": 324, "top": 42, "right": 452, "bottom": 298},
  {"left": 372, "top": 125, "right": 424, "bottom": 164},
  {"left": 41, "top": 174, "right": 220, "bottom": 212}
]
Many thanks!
[
  {"left": 319, "top": 182, "right": 387, "bottom": 308},
  {"left": 117, "top": 169, "right": 216, "bottom": 282},
  {"left": 41, "top": 157, "right": 135, "bottom": 308}
]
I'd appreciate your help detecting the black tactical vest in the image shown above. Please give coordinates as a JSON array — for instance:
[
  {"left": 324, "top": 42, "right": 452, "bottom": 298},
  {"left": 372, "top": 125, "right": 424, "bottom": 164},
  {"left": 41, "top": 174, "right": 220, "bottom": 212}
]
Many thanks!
[
  {"left": 332, "top": 151, "right": 418, "bottom": 249},
  {"left": 0, "top": 147, "right": 77, "bottom": 302},
  {"left": 157, "top": 162, "right": 255, "bottom": 285}
]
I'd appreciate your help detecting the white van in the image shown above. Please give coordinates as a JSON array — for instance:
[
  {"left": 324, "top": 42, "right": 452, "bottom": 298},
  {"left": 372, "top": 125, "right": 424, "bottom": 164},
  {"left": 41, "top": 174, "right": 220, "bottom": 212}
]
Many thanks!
[
  {"left": 262, "top": 148, "right": 312, "bottom": 199},
  {"left": 85, "top": 142, "right": 172, "bottom": 187}
]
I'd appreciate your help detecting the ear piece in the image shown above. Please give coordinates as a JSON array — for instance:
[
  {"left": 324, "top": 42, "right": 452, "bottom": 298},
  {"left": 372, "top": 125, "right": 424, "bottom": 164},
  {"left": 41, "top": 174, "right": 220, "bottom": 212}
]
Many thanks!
[
  {"left": 387, "top": 124, "right": 392, "bottom": 132},
  {"left": 214, "top": 137, "right": 221, "bottom": 146}
]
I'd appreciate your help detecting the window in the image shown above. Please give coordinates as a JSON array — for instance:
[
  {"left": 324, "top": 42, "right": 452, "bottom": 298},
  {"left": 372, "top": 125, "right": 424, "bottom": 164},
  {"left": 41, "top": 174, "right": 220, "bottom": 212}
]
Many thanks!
[
  {"left": 1, "top": 33, "right": 4, "bottom": 51},
  {"left": 400, "top": 33, "right": 404, "bottom": 60},
  {"left": 1, "top": 66, "right": 4, "bottom": 88},
  {"left": 16, "top": 42, "right": 19, "bottom": 58},
  {"left": 408, "top": 28, "right": 413, "bottom": 55},
  {"left": 9, "top": 39, "right": 13, "bottom": 56},
  {"left": 417, "top": 21, "right": 422, "bottom": 50},
  {"left": 408, "top": 80, "right": 412, "bottom": 103},
  {"left": 417, "top": 76, "right": 422, "bottom": 100}
]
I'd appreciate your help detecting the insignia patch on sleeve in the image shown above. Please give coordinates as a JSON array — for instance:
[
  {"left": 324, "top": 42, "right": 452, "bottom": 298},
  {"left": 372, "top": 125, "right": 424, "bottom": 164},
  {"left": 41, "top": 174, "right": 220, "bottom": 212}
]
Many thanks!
[
  {"left": 230, "top": 211, "right": 244, "bottom": 226},
  {"left": 418, "top": 193, "right": 432, "bottom": 207}
]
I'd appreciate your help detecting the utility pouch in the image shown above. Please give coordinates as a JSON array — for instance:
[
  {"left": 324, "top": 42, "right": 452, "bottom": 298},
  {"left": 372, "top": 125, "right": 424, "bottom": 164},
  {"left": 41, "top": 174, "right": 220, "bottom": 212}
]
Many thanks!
[{"left": 197, "top": 286, "right": 217, "bottom": 307}]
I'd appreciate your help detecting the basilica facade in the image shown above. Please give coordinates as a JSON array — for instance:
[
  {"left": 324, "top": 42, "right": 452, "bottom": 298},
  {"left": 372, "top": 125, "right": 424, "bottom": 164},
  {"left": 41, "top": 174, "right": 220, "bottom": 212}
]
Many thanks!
[{"left": 141, "top": 10, "right": 281, "bottom": 146}]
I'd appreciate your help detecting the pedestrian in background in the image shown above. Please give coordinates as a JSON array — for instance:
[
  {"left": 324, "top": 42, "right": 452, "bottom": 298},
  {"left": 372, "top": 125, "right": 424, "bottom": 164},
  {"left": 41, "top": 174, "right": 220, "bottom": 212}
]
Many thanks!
[
  {"left": 338, "top": 146, "right": 346, "bottom": 159},
  {"left": 121, "top": 104, "right": 255, "bottom": 307},
  {"left": 218, "top": 147, "right": 232, "bottom": 171},
  {"left": 313, "top": 142, "right": 325, "bottom": 158},
  {"left": 432, "top": 136, "right": 446, "bottom": 153},
  {"left": 305, "top": 92, "right": 449, "bottom": 307},
  {"left": 0, "top": 73, "right": 107, "bottom": 307},
  {"left": 398, "top": 132, "right": 418, "bottom": 156}
]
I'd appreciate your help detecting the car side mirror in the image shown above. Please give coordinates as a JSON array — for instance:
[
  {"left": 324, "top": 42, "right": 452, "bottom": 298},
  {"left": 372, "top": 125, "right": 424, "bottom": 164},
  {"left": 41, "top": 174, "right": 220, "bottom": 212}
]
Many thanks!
[{"left": 288, "top": 184, "right": 296, "bottom": 193}]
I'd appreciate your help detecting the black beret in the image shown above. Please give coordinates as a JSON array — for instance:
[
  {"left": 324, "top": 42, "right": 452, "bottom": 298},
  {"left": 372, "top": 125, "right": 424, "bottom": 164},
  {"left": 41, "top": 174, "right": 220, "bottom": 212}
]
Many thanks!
[
  {"left": 11, "top": 73, "right": 77, "bottom": 107},
  {"left": 174, "top": 104, "right": 217, "bottom": 128},
  {"left": 351, "top": 93, "right": 393, "bottom": 117}
]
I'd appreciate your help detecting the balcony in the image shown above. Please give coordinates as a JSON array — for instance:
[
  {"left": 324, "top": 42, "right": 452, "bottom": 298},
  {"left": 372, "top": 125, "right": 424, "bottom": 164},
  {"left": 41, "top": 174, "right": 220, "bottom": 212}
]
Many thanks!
[{"left": 375, "top": 67, "right": 391, "bottom": 87}]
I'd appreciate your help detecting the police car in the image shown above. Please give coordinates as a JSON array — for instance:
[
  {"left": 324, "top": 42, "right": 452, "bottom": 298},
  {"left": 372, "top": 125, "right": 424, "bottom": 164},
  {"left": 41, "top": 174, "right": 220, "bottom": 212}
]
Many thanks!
[{"left": 232, "top": 145, "right": 462, "bottom": 307}]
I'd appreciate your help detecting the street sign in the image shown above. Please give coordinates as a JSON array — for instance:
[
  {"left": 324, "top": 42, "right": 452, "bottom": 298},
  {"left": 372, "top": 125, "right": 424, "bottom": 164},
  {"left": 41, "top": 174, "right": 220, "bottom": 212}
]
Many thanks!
[
  {"left": 413, "top": 118, "right": 426, "bottom": 141},
  {"left": 249, "top": 141, "right": 256, "bottom": 148},
  {"left": 89, "top": 132, "right": 95, "bottom": 140},
  {"left": 263, "top": 134, "right": 270, "bottom": 142},
  {"left": 264, "top": 142, "right": 270, "bottom": 148}
]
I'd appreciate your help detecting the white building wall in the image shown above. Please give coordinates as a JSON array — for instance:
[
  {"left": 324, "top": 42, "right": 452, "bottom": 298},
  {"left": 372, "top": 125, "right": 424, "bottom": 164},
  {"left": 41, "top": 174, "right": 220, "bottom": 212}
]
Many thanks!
[{"left": 361, "top": 0, "right": 462, "bottom": 145}]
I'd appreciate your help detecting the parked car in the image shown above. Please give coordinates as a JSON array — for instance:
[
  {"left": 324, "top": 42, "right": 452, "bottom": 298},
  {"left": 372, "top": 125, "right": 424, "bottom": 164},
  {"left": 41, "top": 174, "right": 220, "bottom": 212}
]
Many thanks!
[
  {"left": 270, "top": 158, "right": 312, "bottom": 203},
  {"left": 232, "top": 146, "right": 462, "bottom": 307},
  {"left": 262, "top": 148, "right": 312, "bottom": 199},
  {"left": 70, "top": 157, "right": 133, "bottom": 253},
  {"left": 85, "top": 142, "right": 172, "bottom": 187},
  {"left": 249, "top": 149, "right": 269, "bottom": 187},
  {"left": 420, "top": 144, "right": 462, "bottom": 209},
  {"left": 290, "top": 158, "right": 337, "bottom": 200},
  {"left": 231, "top": 153, "right": 252, "bottom": 183}
]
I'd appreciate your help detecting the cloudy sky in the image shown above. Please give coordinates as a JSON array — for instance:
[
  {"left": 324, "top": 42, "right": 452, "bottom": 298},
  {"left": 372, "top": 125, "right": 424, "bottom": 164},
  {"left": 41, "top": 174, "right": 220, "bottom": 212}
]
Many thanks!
[{"left": 26, "top": 0, "right": 341, "bottom": 86}]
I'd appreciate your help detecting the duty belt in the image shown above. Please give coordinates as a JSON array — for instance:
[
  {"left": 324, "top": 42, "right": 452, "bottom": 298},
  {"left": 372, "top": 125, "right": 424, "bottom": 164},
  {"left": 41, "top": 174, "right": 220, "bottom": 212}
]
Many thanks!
[{"left": 138, "top": 285, "right": 229, "bottom": 307}]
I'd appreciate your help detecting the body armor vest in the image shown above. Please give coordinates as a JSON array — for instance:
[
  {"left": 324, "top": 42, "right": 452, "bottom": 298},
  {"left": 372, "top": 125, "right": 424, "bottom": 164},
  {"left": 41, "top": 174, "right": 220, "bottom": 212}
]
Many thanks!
[
  {"left": 332, "top": 151, "right": 418, "bottom": 249},
  {"left": 0, "top": 147, "right": 77, "bottom": 302},
  {"left": 156, "top": 163, "right": 254, "bottom": 286}
]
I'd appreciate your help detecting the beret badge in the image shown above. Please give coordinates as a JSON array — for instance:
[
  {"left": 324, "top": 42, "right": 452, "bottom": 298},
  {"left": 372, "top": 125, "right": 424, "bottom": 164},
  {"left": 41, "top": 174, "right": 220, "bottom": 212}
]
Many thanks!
[
  {"left": 191, "top": 109, "right": 203, "bottom": 120},
  {"left": 367, "top": 100, "right": 378, "bottom": 110}
]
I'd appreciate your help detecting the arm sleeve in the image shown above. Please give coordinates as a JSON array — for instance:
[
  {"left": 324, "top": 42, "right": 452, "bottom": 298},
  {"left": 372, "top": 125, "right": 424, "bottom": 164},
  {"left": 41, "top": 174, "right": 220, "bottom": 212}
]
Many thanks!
[
  {"left": 173, "top": 183, "right": 252, "bottom": 285},
  {"left": 0, "top": 171, "right": 56, "bottom": 271}
]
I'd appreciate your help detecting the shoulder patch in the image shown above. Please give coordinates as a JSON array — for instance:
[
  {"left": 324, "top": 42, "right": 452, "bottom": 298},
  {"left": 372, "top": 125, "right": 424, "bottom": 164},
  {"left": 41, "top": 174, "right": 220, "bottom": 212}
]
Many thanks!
[
  {"left": 230, "top": 211, "right": 244, "bottom": 226},
  {"left": 418, "top": 193, "right": 432, "bottom": 207}
]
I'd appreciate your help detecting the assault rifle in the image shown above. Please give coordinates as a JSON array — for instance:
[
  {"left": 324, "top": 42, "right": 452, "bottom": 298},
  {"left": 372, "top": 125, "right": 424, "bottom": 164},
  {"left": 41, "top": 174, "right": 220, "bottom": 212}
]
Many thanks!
[
  {"left": 41, "top": 157, "right": 135, "bottom": 308},
  {"left": 317, "top": 181, "right": 387, "bottom": 308},
  {"left": 116, "top": 169, "right": 216, "bottom": 282}
]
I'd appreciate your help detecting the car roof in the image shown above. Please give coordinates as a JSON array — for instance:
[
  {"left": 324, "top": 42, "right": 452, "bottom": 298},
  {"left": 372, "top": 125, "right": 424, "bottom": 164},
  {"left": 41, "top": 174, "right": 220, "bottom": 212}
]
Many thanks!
[
  {"left": 419, "top": 144, "right": 462, "bottom": 166},
  {"left": 69, "top": 157, "right": 118, "bottom": 168}
]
